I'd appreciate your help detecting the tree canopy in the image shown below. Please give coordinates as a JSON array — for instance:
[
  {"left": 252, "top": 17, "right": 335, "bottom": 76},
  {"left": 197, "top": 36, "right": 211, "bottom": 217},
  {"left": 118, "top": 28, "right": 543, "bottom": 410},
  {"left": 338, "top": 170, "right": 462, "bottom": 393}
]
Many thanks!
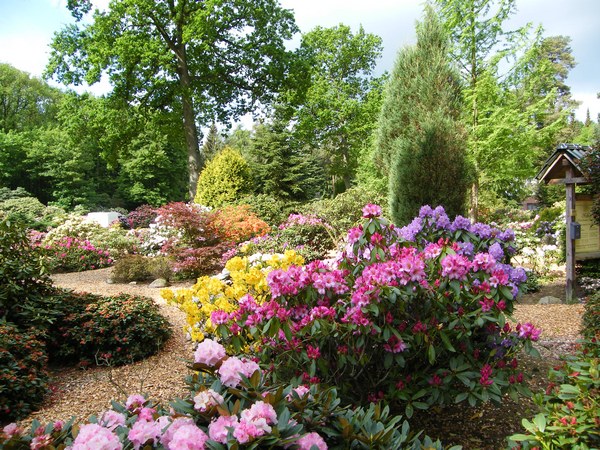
[{"left": 46, "top": 0, "right": 299, "bottom": 199}]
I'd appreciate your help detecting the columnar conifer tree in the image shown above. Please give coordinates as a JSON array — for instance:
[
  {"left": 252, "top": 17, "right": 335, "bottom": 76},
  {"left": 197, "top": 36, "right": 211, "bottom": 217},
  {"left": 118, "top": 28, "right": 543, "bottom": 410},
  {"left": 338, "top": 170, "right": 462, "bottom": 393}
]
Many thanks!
[{"left": 376, "top": 7, "right": 469, "bottom": 225}]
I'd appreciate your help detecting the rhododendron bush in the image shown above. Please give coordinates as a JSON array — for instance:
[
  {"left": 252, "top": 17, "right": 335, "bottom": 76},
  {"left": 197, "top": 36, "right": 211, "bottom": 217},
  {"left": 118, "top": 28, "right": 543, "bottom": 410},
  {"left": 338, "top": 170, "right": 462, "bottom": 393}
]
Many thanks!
[
  {"left": 206, "top": 205, "right": 541, "bottom": 416},
  {"left": 2, "top": 339, "right": 450, "bottom": 449}
]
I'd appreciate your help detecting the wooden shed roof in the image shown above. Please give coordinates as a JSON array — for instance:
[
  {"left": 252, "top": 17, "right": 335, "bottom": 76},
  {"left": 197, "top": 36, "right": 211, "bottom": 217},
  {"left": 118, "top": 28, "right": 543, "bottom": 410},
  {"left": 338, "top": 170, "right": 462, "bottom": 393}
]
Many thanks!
[{"left": 536, "top": 143, "right": 592, "bottom": 184}]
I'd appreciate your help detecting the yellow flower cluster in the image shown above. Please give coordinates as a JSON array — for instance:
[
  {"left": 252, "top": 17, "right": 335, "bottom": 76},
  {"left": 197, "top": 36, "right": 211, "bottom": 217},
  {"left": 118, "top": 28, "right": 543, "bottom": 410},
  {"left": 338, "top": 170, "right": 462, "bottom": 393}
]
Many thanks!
[{"left": 162, "top": 250, "right": 304, "bottom": 342}]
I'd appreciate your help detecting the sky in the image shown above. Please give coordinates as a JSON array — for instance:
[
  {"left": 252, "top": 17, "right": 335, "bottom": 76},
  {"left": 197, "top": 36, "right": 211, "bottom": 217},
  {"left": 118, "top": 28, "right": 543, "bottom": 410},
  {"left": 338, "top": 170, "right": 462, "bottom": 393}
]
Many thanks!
[{"left": 1, "top": 0, "right": 598, "bottom": 123}]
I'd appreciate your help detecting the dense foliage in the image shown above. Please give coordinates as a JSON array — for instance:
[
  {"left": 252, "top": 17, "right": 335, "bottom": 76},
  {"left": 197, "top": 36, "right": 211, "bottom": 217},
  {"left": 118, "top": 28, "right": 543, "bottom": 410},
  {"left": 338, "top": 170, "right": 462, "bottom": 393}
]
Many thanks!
[
  {"left": 0, "top": 322, "right": 49, "bottom": 421},
  {"left": 47, "top": 292, "right": 172, "bottom": 367}
]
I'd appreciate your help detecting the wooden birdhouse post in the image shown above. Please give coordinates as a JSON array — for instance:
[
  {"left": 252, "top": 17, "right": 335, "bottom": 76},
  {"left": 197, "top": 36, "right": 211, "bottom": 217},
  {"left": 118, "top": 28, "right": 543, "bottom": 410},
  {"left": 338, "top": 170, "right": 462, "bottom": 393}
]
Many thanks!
[{"left": 536, "top": 143, "right": 595, "bottom": 303}]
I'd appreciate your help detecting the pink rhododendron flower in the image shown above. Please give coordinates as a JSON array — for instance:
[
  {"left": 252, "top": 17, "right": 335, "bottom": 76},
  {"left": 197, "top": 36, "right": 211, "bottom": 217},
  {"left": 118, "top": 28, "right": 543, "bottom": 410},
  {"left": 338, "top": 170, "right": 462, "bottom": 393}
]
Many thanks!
[
  {"left": 287, "top": 385, "right": 310, "bottom": 400},
  {"left": 208, "top": 415, "right": 239, "bottom": 444},
  {"left": 2, "top": 423, "right": 21, "bottom": 438},
  {"left": 193, "top": 389, "right": 224, "bottom": 411},
  {"left": 233, "top": 420, "right": 263, "bottom": 444},
  {"left": 168, "top": 424, "right": 209, "bottom": 450},
  {"left": 194, "top": 339, "right": 226, "bottom": 366},
  {"left": 440, "top": 253, "right": 471, "bottom": 280},
  {"left": 297, "top": 432, "right": 328, "bottom": 450},
  {"left": 362, "top": 203, "right": 382, "bottom": 218},
  {"left": 69, "top": 423, "right": 122, "bottom": 450},
  {"left": 127, "top": 419, "right": 162, "bottom": 449},
  {"left": 218, "top": 356, "right": 260, "bottom": 387},
  {"left": 31, "top": 434, "right": 52, "bottom": 450},
  {"left": 99, "top": 410, "right": 126, "bottom": 431},
  {"left": 239, "top": 401, "right": 278, "bottom": 433},
  {"left": 516, "top": 322, "right": 542, "bottom": 341},
  {"left": 125, "top": 394, "right": 146, "bottom": 411},
  {"left": 160, "top": 418, "right": 195, "bottom": 449},
  {"left": 137, "top": 407, "right": 156, "bottom": 422}
]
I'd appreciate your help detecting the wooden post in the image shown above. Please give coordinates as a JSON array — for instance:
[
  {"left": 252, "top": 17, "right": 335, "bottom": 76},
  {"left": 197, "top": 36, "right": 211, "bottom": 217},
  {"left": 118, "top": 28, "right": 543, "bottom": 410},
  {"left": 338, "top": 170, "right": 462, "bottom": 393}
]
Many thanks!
[{"left": 565, "top": 165, "right": 576, "bottom": 303}]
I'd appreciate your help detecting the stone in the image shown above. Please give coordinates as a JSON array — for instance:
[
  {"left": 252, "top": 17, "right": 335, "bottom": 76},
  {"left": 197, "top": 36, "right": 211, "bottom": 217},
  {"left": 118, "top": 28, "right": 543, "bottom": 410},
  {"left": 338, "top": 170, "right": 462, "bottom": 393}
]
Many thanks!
[
  {"left": 149, "top": 278, "right": 169, "bottom": 288},
  {"left": 538, "top": 296, "right": 562, "bottom": 305},
  {"left": 129, "top": 281, "right": 137, "bottom": 285},
  {"left": 106, "top": 278, "right": 115, "bottom": 284}
]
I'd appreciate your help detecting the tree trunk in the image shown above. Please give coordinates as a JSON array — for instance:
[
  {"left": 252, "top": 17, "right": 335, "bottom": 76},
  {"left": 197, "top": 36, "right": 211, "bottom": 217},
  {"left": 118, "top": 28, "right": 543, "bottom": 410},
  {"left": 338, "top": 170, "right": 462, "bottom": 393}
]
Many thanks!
[{"left": 176, "top": 45, "right": 203, "bottom": 200}]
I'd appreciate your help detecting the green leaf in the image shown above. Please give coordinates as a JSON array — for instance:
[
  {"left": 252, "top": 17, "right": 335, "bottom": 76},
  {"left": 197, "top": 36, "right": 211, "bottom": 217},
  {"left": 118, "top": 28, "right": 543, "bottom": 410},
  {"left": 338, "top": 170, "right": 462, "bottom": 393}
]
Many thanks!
[
  {"left": 427, "top": 344, "right": 436, "bottom": 364},
  {"left": 439, "top": 330, "right": 456, "bottom": 352}
]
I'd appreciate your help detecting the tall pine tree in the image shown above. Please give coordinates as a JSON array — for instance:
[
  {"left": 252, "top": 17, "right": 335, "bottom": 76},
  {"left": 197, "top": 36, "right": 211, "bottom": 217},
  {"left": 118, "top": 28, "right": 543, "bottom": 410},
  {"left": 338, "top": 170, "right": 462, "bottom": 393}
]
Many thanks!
[{"left": 376, "top": 7, "right": 470, "bottom": 225}]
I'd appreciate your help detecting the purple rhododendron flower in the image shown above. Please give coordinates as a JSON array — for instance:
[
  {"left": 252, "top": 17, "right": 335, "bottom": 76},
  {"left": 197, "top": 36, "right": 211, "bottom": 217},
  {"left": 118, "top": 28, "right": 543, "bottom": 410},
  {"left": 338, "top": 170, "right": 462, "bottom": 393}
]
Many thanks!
[{"left": 488, "top": 242, "right": 504, "bottom": 261}]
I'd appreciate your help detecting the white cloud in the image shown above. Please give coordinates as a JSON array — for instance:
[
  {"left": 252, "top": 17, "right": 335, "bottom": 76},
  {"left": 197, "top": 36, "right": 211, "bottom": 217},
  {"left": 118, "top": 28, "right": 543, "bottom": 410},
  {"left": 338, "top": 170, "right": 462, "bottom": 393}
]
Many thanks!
[
  {"left": 573, "top": 91, "right": 600, "bottom": 122},
  {"left": 0, "top": 33, "right": 50, "bottom": 77}
]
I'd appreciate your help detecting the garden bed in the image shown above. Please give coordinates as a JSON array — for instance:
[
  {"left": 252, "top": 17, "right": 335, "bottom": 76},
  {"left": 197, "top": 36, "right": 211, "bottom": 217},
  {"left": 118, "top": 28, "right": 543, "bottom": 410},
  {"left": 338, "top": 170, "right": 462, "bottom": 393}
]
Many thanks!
[{"left": 17, "top": 268, "right": 585, "bottom": 449}]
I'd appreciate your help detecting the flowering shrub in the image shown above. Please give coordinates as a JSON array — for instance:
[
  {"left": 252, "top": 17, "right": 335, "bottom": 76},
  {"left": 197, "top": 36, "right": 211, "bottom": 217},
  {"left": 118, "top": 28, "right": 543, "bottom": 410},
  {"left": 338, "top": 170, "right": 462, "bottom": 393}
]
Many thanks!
[
  {"left": 111, "top": 255, "right": 173, "bottom": 282},
  {"left": 163, "top": 251, "right": 304, "bottom": 342},
  {"left": 35, "top": 236, "right": 113, "bottom": 272},
  {"left": 1, "top": 339, "right": 453, "bottom": 449},
  {"left": 0, "top": 322, "right": 49, "bottom": 421},
  {"left": 42, "top": 214, "right": 139, "bottom": 258},
  {"left": 45, "top": 292, "right": 172, "bottom": 367},
  {"left": 210, "top": 204, "right": 270, "bottom": 244},
  {"left": 209, "top": 205, "right": 540, "bottom": 416}
]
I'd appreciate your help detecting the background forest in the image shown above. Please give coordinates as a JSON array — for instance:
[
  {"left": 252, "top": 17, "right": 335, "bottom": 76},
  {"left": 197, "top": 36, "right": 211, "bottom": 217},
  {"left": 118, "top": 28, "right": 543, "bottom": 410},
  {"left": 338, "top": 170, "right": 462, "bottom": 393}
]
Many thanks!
[{"left": 0, "top": 0, "right": 598, "bottom": 220}]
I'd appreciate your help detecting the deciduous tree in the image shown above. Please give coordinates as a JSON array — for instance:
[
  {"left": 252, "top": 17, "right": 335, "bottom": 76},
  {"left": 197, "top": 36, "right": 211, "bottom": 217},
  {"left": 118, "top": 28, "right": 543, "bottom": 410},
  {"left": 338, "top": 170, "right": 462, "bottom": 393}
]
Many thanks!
[{"left": 47, "top": 0, "right": 298, "bottom": 199}]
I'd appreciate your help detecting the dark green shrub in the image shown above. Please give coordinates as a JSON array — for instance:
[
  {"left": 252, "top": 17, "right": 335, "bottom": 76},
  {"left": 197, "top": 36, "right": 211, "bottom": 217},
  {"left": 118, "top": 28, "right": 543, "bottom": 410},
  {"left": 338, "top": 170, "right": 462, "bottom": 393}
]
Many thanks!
[
  {"left": 0, "top": 218, "right": 60, "bottom": 330},
  {"left": 112, "top": 254, "right": 154, "bottom": 282},
  {"left": 112, "top": 255, "right": 173, "bottom": 282},
  {"left": 47, "top": 291, "right": 172, "bottom": 366},
  {"left": 509, "top": 353, "right": 600, "bottom": 449},
  {"left": 0, "top": 321, "right": 49, "bottom": 421}
]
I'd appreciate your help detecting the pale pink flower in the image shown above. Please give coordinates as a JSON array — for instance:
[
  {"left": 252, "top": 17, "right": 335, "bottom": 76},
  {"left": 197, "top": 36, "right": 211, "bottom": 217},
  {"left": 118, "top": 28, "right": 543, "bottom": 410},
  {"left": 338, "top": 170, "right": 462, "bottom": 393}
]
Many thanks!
[
  {"left": 127, "top": 420, "right": 162, "bottom": 450},
  {"left": 31, "top": 434, "right": 52, "bottom": 450},
  {"left": 297, "top": 432, "right": 328, "bottom": 450},
  {"left": 287, "top": 385, "right": 310, "bottom": 400},
  {"left": 208, "top": 416, "right": 239, "bottom": 444},
  {"left": 69, "top": 423, "right": 122, "bottom": 450},
  {"left": 233, "top": 420, "right": 263, "bottom": 444},
  {"left": 160, "top": 418, "right": 195, "bottom": 448},
  {"left": 239, "top": 401, "right": 278, "bottom": 433},
  {"left": 99, "top": 410, "right": 126, "bottom": 431},
  {"left": 168, "top": 424, "right": 209, "bottom": 450},
  {"left": 193, "top": 389, "right": 225, "bottom": 411},
  {"left": 362, "top": 204, "right": 382, "bottom": 218},
  {"left": 218, "top": 357, "right": 260, "bottom": 387},
  {"left": 194, "top": 339, "right": 226, "bottom": 366},
  {"left": 2, "top": 423, "right": 21, "bottom": 438},
  {"left": 137, "top": 407, "right": 156, "bottom": 422},
  {"left": 125, "top": 394, "right": 146, "bottom": 411}
]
